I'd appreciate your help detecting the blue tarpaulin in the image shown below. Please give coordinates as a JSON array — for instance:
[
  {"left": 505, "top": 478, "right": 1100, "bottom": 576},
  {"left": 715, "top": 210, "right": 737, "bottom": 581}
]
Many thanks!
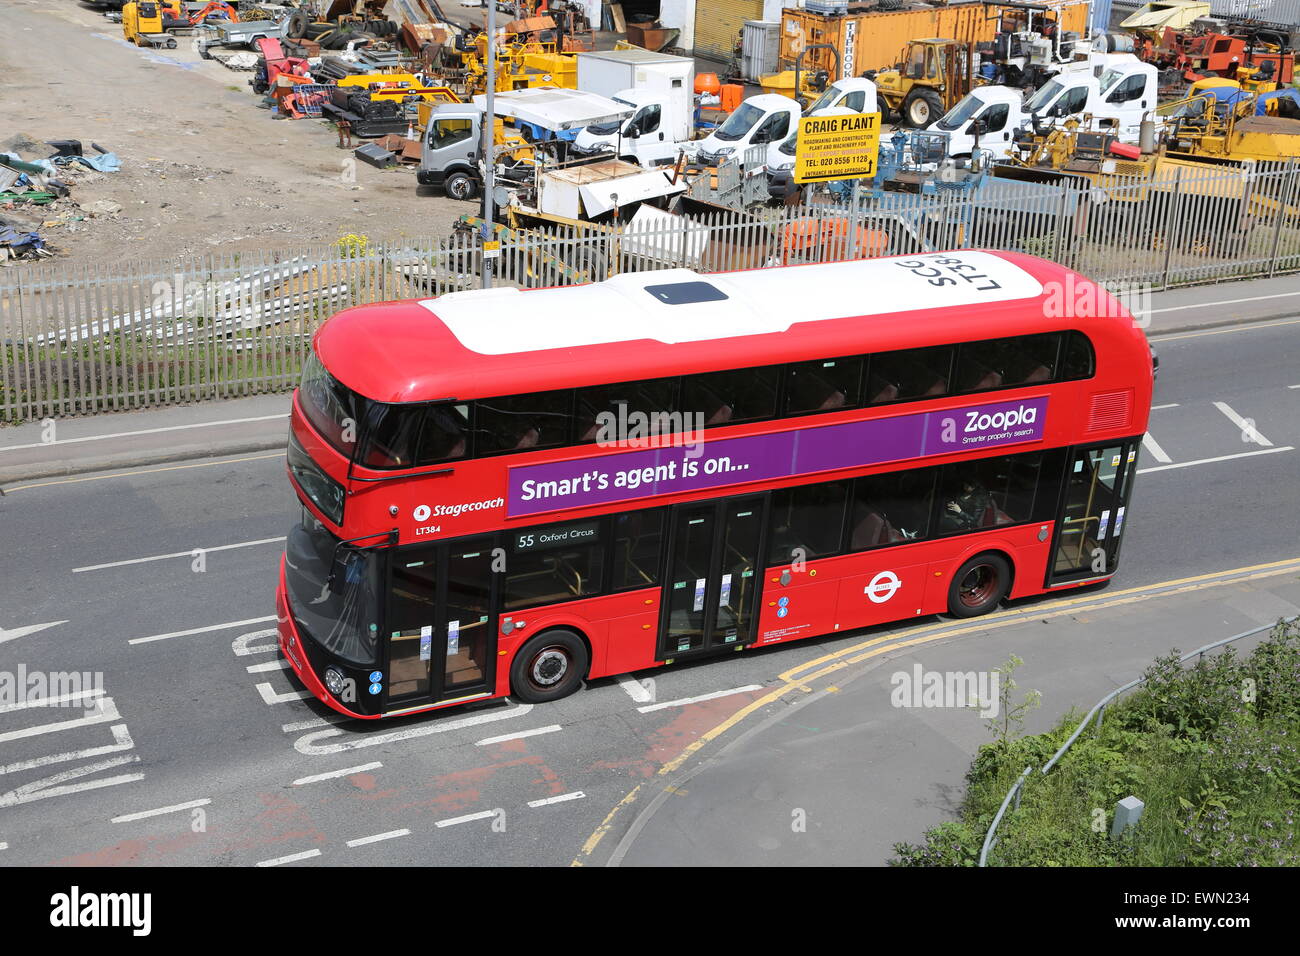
[
  {"left": 1255, "top": 89, "right": 1300, "bottom": 115},
  {"left": 0, "top": 226, "right": 45, "bottom": 256},
  {"left": 50, "top": 152, "right": 121, "bottom": 172}
]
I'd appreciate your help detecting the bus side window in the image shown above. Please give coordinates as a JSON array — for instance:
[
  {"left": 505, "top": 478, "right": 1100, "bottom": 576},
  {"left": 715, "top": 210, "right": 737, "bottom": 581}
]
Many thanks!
[
  {"left": 1060, "top": 331, "right": 1095, "bottom": 380},
  {"left": 848, "top": 470, "right": 935, "bottom": 549},
  {"left": 682, "top": 366, "right": 780, "bottom": 427},
  {"left": 504, "top": 520, "right": 605, "bottom": 610},
  {"left": 611, "top": 510, "right": 666, "bottom": 589},
  {"left": 766, "top": 481, "right": 849, "bottom": 567},
  {"left": 475, "top": 390, "right": 574, "bottom": 453},
  {"left": 574, "top": 378, "right": 679, "bottom": 443},
  {"left": 955, "top": 333, "right": 1061, "bottom": 392},
  {"left": 866, "top": 346, "right": 953, "bottom": 404},
  {"left": 938, "top": 453, "right": 1041, "bottom": 532},
  {"left": 416, "top": 402, "right": 471, "bottom": 463},
  {"left": 784, "top": 357, "right": 865, "bottom": 415}
]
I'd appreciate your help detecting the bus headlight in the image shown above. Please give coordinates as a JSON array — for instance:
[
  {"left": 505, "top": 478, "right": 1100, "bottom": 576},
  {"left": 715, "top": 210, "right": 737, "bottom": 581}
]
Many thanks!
[{"left": 324, "top": 667, "right": 346, "bottom": 697}]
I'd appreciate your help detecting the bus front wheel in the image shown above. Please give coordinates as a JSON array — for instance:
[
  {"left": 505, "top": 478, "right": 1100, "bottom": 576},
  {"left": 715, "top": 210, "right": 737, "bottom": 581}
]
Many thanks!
[
  {"left": 510, "top": 629, "right": 589, "bottom": 703},
  {"left": 947, "top": 554, "right": 1011, "bottom": 618}
]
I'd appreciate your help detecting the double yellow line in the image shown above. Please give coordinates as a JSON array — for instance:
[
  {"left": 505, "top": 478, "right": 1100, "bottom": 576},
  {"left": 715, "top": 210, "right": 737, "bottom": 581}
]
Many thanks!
[{"left": 572, "top": 555, "right": 1300, "bottom": 865}]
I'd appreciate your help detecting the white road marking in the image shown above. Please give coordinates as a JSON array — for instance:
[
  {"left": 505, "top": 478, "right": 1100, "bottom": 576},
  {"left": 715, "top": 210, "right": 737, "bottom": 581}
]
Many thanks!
[
  {"left": 1141, "top": 432, "right": 1173, "bottom": 464},
  {"left": 281, "top": 717, "right": 338, "bottom": 733},
  {"left": 1138, "top": 446, "right": 1294, "bottom": 474},
  {"left": 347, "top": 829, "right": 410, "bottom": 848},
  {"left": 527, "top": 791, "right": 585, "bottom": 808},
  {"left": 256, "top": 848, "right": 321, "bottom": 867},
  {"left": 0, "top": 843, "right": 7, "bottom": 851},
  {"left": 1289, "top": 384, "right": 1300, "bottom": 389},
  {"left": 0, "top": 620, "right": 66, "bottom": 646},
  {"left": 1213, "top": 401, "right": 1273, "bottom": 446},
  {"left": 129, "top": 616, "right": 276, "bottom": 646},
  {"left": 257, "top": 682, "right": 313, "bottom": 705},
  {"left": 292, "top": 762, "right": 382, "bottom": 786},
  {"left": 1150, "top": 402, "right": 1180, "bottom": 410},
  {"left": 636, "top": 684, "right": 764, "bottom": 714},
  {"left": 247, "top": 659, "right": 290, "bottom": 673},
  {"left": 0, "top": 757, "right": 144, "bottom": 808},
  {"left": 232, "top": 628, "right": 279, "bottom": 656},
  {"left": 475, "top": 725, "right": 562, "bottom": 746},
  {"left": 0, "top": 697, "right": 122, "bottom": 745},
  {"left": 1, "top": 726, "right": 134, "bottom": 776},
  {"left": 74, "top": 537, "right": 286, "bottom": 573},
  {"left": 0, "top": 688, "right": 104, "bottom": 716},
  {"left": 1147, "top": 290, "right": 1300, "bottom": 314},
  {"left": 112, "top": 798, "right": 211, "bottom": 823},
  {"left": 435, "top": 810, "right": 497, "bottom": 828},
  {"left": 617, "top": 675, "right": 654, "bottom": 703},
  {"left": 0, "top": 413, "right": 288, "bottom": 453},
  {"left": 293, "top": 703, "right": 534, "bottom": 756}
]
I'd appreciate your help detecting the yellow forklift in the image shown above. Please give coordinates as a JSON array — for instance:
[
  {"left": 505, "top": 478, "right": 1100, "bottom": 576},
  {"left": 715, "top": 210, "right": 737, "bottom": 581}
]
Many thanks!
[{"left": 869, "top": 39, "right": 980, "bottom": 128}]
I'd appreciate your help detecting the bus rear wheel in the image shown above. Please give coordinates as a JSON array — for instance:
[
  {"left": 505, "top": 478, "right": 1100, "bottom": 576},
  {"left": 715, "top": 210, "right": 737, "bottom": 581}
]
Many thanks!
[
  {"left": 510, "top": 629, "right": 588, "bottom": 703},
  {"left": 948, "top": 554, "right": 1011, "bottom": 618}
]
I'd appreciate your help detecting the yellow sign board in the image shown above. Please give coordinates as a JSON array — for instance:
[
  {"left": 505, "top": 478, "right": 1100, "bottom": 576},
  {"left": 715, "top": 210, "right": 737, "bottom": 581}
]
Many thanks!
[{"left": 794, "top": 111, "right": 882, "bottom": 184}]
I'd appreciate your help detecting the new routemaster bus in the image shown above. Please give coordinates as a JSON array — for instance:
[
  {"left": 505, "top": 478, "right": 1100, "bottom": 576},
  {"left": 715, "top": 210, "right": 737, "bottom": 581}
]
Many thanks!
[{"left": 277, "top": 250, "right": 1153, "bottom": 719}]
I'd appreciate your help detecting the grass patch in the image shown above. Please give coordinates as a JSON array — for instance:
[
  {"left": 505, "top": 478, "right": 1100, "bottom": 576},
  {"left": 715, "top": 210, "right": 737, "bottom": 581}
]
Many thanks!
[{"left": 892, "top": 618, "right": 1300, "bottom": 866}]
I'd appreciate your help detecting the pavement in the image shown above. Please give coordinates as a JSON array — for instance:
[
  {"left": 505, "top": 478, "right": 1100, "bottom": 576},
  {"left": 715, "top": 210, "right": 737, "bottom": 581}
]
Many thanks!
[
  {"left": 0, "top": 279, "right": 1295, "bottom": 867},
  {"left": 2, "top": 271, "right": 1299, "bottom": 487}
]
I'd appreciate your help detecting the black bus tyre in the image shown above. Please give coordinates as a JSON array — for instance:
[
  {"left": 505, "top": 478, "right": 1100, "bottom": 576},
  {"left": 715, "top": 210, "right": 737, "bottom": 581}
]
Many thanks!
[
  {"left": 444, "top": 171, "right": 478, "bottom": 201},
  {"left": 948, "top": 553, "right": 1012, "bottom": 618},
  {"left": 510, "top": 630, "right": 589, "bottom": 703}
]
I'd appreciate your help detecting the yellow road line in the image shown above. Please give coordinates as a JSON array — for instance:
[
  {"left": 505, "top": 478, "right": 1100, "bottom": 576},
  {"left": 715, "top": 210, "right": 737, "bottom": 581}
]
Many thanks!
[
  {"left": 2, "top": 452, "right": 285, "bottom": 492},
  {"left": 571, "top": 555, "right": 1300, "bottom": 865}
]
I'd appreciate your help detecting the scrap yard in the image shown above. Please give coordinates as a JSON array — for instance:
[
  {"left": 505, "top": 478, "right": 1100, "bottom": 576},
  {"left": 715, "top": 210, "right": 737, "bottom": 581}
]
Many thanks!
[{"left": 2, "top": 0, "right": 1300, "bottom": 901}]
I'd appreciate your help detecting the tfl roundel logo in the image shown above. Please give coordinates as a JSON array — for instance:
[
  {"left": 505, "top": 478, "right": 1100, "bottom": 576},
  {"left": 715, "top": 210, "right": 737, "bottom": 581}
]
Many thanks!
[
  {"left": 413, "top": 505, "right": 432, "bottom": 521},
  {"left": 864, "top": 570, "right": 902, "bottom": 604}
]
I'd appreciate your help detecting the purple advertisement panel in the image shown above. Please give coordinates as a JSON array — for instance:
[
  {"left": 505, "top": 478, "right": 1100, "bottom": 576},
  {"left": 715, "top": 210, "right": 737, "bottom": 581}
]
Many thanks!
[{"left": 507, "top": 396, "right": 1048, "bottom": 518}]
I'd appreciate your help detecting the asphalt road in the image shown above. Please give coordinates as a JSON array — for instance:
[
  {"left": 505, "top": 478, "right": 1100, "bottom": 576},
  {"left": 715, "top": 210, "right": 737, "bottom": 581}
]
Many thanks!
[{"left": 0, "top": 316, "right": 1296, "bottom": 866}]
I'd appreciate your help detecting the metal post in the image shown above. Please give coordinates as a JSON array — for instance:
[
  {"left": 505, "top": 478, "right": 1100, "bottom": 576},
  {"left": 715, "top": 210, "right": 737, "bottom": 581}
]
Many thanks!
[
  {"left": 482, "top": 1, "right": 496, "bottom": 290},
  {"left": 1267, "top": 159, "right": 1297, "bottom": 278},
  {"left": 1158, "top": 169, "right": 1181, "bottom": 290},
  {"left": 847, "top": 179, "right": 860, "bottom": 260}
]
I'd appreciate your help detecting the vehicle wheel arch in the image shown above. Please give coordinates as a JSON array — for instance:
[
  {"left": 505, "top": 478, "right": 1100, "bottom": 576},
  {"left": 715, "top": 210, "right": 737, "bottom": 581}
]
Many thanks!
[{"left": 946, "top": 544, "right": 1018, "bottom": 610}]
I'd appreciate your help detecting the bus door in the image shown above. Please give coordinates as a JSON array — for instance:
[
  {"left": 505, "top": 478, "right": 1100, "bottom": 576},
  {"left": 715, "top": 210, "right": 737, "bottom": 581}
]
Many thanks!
[
  {"left": 1049, "top": 442, "right": 1139, "bottom": 583},
  {"left": 385, "top": 535, "right": 497, "bottom": 711},
  {"left": 660, "top": 495, "right": 765, "bottom": 658}
]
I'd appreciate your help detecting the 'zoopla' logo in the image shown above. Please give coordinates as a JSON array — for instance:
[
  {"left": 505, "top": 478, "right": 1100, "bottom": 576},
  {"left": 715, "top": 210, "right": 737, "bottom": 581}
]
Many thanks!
[{"left": 965, "top": 405, "right": 1038, "bottom": 433}]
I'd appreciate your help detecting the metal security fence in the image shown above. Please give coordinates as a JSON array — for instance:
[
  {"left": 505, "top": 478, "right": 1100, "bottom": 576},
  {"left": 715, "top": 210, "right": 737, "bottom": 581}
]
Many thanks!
[{"left": 3, "top": 159, "right": 1300, "bottom": 423}]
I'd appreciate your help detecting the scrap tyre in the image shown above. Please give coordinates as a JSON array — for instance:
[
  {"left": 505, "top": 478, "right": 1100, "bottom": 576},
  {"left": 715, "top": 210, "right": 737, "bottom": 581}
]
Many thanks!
[
  {"left": 948, "top": 553, "right": 1011, "bottom": 618},
  {"left": 444, "top": 171, "right": 478, "bottom": 201},
  {"left": 510, "top": 630, "right": 589, "bottom": 704},
  {"left": 903, "top": 88, "right": 943, "bottom": 128},
  {"left": 287, "top": 10, "right": 310, "bottom": 39}
]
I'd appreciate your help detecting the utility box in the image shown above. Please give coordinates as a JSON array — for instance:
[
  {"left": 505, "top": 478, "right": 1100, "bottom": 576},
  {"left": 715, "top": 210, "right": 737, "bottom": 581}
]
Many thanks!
[{"left": 741, "top": 20, "right": 781, "bottom": 81}]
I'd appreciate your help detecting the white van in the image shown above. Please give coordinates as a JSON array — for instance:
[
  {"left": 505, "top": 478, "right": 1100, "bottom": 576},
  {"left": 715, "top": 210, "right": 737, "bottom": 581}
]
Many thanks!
[{"left": 694, "top": 93, "right": 801, "bottom": 167}]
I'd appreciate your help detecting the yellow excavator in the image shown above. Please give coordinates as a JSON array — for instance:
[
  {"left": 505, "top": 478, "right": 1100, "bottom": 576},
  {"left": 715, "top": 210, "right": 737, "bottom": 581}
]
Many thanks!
[{"left": 121, "top": 1, "right": 178, "bottom": 49}]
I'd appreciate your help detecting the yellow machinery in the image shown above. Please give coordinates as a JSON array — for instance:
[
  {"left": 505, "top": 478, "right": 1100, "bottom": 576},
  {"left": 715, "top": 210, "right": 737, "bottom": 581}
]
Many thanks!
[
  {"left": 122, "top": 1, "right": 177, "bottom": 48},
  {"left": 1162, "top": 89, "right": 1300, "bottom": 162},
  {"left": 873, "top": 39, "right": 979, "bottom": 128}
]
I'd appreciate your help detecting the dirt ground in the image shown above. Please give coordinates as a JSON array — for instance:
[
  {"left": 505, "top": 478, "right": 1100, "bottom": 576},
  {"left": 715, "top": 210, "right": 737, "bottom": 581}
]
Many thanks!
[{"left": 0, "top": 0, "right": 474, "bottom": 267}]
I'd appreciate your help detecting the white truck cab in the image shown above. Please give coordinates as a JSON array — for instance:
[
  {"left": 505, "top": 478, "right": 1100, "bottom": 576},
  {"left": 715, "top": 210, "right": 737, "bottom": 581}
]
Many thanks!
[
  {"left": 804, "top": 76, "right": 878, "bottom": 116},
  {"left": 694, "top": 93, "right": 801, "bottom": 167},
  {"left": 1093, "top": 62, "right": 1158, "bottom": 140},
  {"left": 571, "top": 88, "right": 683, "bottom": 167},
  {"left": 934, "top": 87, "right": 1023, "bottom": 159}
]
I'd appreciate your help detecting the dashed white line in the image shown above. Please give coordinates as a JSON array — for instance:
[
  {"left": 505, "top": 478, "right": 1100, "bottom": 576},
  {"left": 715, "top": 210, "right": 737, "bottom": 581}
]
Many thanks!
[
  {"left": 1138, "top": 446, "right": 1294, "bottom": 474},
  {"left": 617, "top": 674, "right": 654, "bottom": 703},
  {"left": 112, "top": 798, "right": 211, "bottom": 823},
  {"left": 129, "top": 616, "right": 277, "bottom": 646},
  {"left": 74, "top": 537, "right": 286, "bottom": 573},
  {"left": 1213, "top": 401, "right": 1273, "bottom": 446},
  {"left": 637, "top": 684, "right": 764, "bottom": 714},
  {"left": 1288, "top": 384, "right": 1300, "bottom": 389},
  {"left": 0, "top": 843, "right": 7, "bottom": 851},
  {"left": 1146, "top": 290, "right": 1300, "bottom": 313},
  {"left": 1141, "top": 432, "right": 1173, "bottom": 464},
  {"left": 435, "top": 810, "right": 498, "bottom": 828},
  {"left": 527, "top": 791, "right": 585, "bottom": 808},
  {"left": 247, "top": 659, "right": 291, "bottom": 673},
  {"left": 0, "top": 413, "right": 288, "bottom": 453},
  {"left": 256, "top": 848, "right": 321, "bottom": 867},
  {"left": 475, "top": 725, "right": 562, "bottom": 746},
  {"left": 0, "top": 621, "right": 66, "bottom": 646},
  {"left": 292, "top": 763, "right": 382, "bottom": 786},
  {"left": 347, "top": 829, "right": 410, "bottom": 848},
  {"left": 0, "top": 697, "right": 122, "bottom": 745},
  {"left": 1150, "top": 402, "right": 1180, "bottom": 410},
  {"left": 257, "top": 682, "right": 314, "bottom": 705},
  {"left": 281, "top": 717, "right": 338, "bottom": 733}
]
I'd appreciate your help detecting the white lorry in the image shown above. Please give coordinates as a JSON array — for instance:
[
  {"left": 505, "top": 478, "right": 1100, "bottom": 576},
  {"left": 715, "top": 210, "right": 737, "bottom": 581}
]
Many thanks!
[
  {"left": 569, "top": 49, "right": 694, "bottom": 167},
  {"left": 693, "top": 93, "right": 802, "bottom": 167},
  {"left": 932, "top": 60, "right": 1158, "bottom": 159}
]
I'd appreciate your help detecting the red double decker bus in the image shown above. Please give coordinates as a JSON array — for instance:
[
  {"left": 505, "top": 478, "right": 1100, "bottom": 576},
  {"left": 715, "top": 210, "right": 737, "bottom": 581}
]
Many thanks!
[{"left": 276, "top": 251, "right": 1152, "bottom": 719}]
